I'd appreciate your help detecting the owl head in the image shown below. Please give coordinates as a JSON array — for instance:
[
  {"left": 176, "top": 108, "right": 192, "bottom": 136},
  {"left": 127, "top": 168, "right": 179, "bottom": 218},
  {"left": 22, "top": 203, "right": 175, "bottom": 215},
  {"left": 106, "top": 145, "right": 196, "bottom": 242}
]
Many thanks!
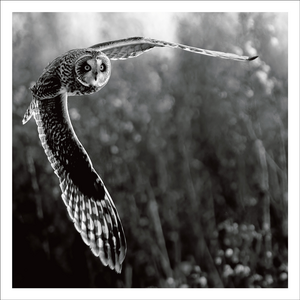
[
  {"left": 73, "top": 50, "right": 111, "bottom": 92},
  {"left": 30, "top": 49, "right": 112, "bottom": 100}
]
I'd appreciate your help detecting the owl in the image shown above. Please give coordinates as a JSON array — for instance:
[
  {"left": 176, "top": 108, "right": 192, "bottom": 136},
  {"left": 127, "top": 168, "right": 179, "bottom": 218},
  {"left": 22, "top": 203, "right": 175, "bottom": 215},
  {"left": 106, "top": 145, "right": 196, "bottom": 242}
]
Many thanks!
[{"left": 22, "top": 37, "right": 257, "bottom": 273}]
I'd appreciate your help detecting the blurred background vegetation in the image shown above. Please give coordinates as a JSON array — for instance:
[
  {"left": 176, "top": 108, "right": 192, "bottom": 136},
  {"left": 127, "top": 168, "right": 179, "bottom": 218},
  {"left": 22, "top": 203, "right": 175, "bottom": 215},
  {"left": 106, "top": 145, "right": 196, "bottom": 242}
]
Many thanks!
[{"left": 13, "top": 12, "right": 288, "bottom": 288}]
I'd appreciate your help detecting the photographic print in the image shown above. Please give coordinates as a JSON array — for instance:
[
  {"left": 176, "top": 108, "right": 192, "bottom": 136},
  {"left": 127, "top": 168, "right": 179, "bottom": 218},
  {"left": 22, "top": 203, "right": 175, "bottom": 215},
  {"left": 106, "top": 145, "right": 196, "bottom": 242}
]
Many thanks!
[{"left": 4, "top": 2, "right": 298, "bottom": 298}]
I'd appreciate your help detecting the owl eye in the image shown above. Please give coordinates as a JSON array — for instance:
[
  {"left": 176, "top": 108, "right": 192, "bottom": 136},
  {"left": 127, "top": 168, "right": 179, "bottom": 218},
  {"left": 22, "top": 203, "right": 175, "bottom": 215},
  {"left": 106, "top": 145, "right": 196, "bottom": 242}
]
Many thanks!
[
  {"left": 84, "top": 64, "right": 91, "bottom": 72},
  {"left": 100, "top": 63, "right": 106, "bottom": 72}
]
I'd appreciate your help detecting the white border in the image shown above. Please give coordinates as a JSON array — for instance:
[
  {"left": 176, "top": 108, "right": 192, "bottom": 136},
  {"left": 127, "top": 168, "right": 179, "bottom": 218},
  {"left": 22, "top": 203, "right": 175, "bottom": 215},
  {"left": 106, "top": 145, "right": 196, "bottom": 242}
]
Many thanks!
[{"left": 1, "top": 1, "right": 299, "bottom": 299}]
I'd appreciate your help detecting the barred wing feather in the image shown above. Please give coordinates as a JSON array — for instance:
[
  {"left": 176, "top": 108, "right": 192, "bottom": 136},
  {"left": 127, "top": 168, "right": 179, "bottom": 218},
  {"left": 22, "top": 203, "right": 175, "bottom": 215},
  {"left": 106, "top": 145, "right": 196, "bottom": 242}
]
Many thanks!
[
  {"left": 22, "top": 94, "right": 126, "bottom": 273},
  {"left": 90, "top": 37, "right": 258, "bottom": 62}
]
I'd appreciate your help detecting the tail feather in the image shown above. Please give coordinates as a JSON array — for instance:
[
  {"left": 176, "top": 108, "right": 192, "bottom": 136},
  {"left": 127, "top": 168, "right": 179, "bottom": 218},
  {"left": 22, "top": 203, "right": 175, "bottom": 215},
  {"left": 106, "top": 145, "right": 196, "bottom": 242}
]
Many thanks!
[{"left": 22, "top": 100, "right": 35, "bottom": 125}]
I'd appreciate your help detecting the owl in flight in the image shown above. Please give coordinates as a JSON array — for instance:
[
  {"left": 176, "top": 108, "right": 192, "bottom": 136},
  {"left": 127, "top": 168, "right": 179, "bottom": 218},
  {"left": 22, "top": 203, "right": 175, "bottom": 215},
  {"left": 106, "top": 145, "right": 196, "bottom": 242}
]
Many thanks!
[{"left": 22, "top": 37, "right": 257, "bottom": 273}]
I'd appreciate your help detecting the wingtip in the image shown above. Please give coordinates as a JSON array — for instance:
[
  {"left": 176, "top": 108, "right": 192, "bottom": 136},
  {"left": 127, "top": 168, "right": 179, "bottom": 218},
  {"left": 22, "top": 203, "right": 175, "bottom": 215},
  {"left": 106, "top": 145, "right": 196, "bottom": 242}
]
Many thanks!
[
  {"left": 115, "top": 262, "right": 122, "bottom": 274},
  {"left": 248, "top": 55, "right": 259, "bottom": 61}
]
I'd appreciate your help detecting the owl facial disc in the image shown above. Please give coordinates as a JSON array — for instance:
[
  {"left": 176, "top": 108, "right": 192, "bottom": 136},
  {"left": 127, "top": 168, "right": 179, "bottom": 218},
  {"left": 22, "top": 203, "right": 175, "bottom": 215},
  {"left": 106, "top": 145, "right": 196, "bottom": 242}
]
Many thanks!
[{"left": 75, "top": 53, "right": 111, "bottom": 90}]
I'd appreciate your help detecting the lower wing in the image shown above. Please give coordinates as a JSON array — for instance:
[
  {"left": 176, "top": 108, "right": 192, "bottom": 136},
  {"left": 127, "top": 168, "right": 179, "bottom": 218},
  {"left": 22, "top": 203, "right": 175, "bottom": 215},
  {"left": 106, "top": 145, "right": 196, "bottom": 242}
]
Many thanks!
[{"left": 23, "top": 94, "right": 126, "bottom": 273}]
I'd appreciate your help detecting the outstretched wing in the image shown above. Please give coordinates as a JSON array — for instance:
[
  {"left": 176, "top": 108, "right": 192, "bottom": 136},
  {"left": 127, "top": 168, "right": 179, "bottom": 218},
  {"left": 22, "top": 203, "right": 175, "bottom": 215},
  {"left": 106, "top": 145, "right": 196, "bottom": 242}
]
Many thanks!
[
  {"left": 23, "top": 94, "right": 126, "bottom": 273},
  {"left": 90, "top": 37, "right": 258, "bottom": 62}
]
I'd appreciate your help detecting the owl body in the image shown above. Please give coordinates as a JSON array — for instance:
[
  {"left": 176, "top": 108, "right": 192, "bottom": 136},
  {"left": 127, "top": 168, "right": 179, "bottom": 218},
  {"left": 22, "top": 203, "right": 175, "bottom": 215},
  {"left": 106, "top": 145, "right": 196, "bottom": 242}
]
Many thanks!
[{"left": 23, "top": 37, "right": 257, "bottom": 274}]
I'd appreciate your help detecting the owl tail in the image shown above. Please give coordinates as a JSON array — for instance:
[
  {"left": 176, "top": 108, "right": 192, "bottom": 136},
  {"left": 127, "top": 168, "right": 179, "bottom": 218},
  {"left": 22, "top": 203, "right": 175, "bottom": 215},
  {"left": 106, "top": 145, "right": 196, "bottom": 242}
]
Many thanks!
[{"left": 22, "top": 99, "right": 35, "bottom": 125}]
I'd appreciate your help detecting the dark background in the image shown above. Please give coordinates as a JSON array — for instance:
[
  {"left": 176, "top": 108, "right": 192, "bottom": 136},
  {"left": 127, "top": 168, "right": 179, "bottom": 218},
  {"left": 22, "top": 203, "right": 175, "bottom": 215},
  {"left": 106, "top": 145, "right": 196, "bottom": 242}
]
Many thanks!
[{"left": 13, "top": 12, "right": 288, "bottom": 288}]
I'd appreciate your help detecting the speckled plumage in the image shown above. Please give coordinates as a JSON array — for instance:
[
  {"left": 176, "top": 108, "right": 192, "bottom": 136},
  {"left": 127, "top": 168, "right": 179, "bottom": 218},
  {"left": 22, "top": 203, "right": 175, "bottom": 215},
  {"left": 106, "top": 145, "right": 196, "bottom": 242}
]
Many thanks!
[{"left": 22, "top": 37, "right": 257, "bottom": 273}]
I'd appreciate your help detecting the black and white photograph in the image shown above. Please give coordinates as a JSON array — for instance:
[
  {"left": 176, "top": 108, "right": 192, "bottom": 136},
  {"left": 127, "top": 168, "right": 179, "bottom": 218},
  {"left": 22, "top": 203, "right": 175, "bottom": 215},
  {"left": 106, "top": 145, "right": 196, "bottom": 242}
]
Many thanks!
[{"left": 1, "top": 1, "right": 299, "bottom": 299}]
